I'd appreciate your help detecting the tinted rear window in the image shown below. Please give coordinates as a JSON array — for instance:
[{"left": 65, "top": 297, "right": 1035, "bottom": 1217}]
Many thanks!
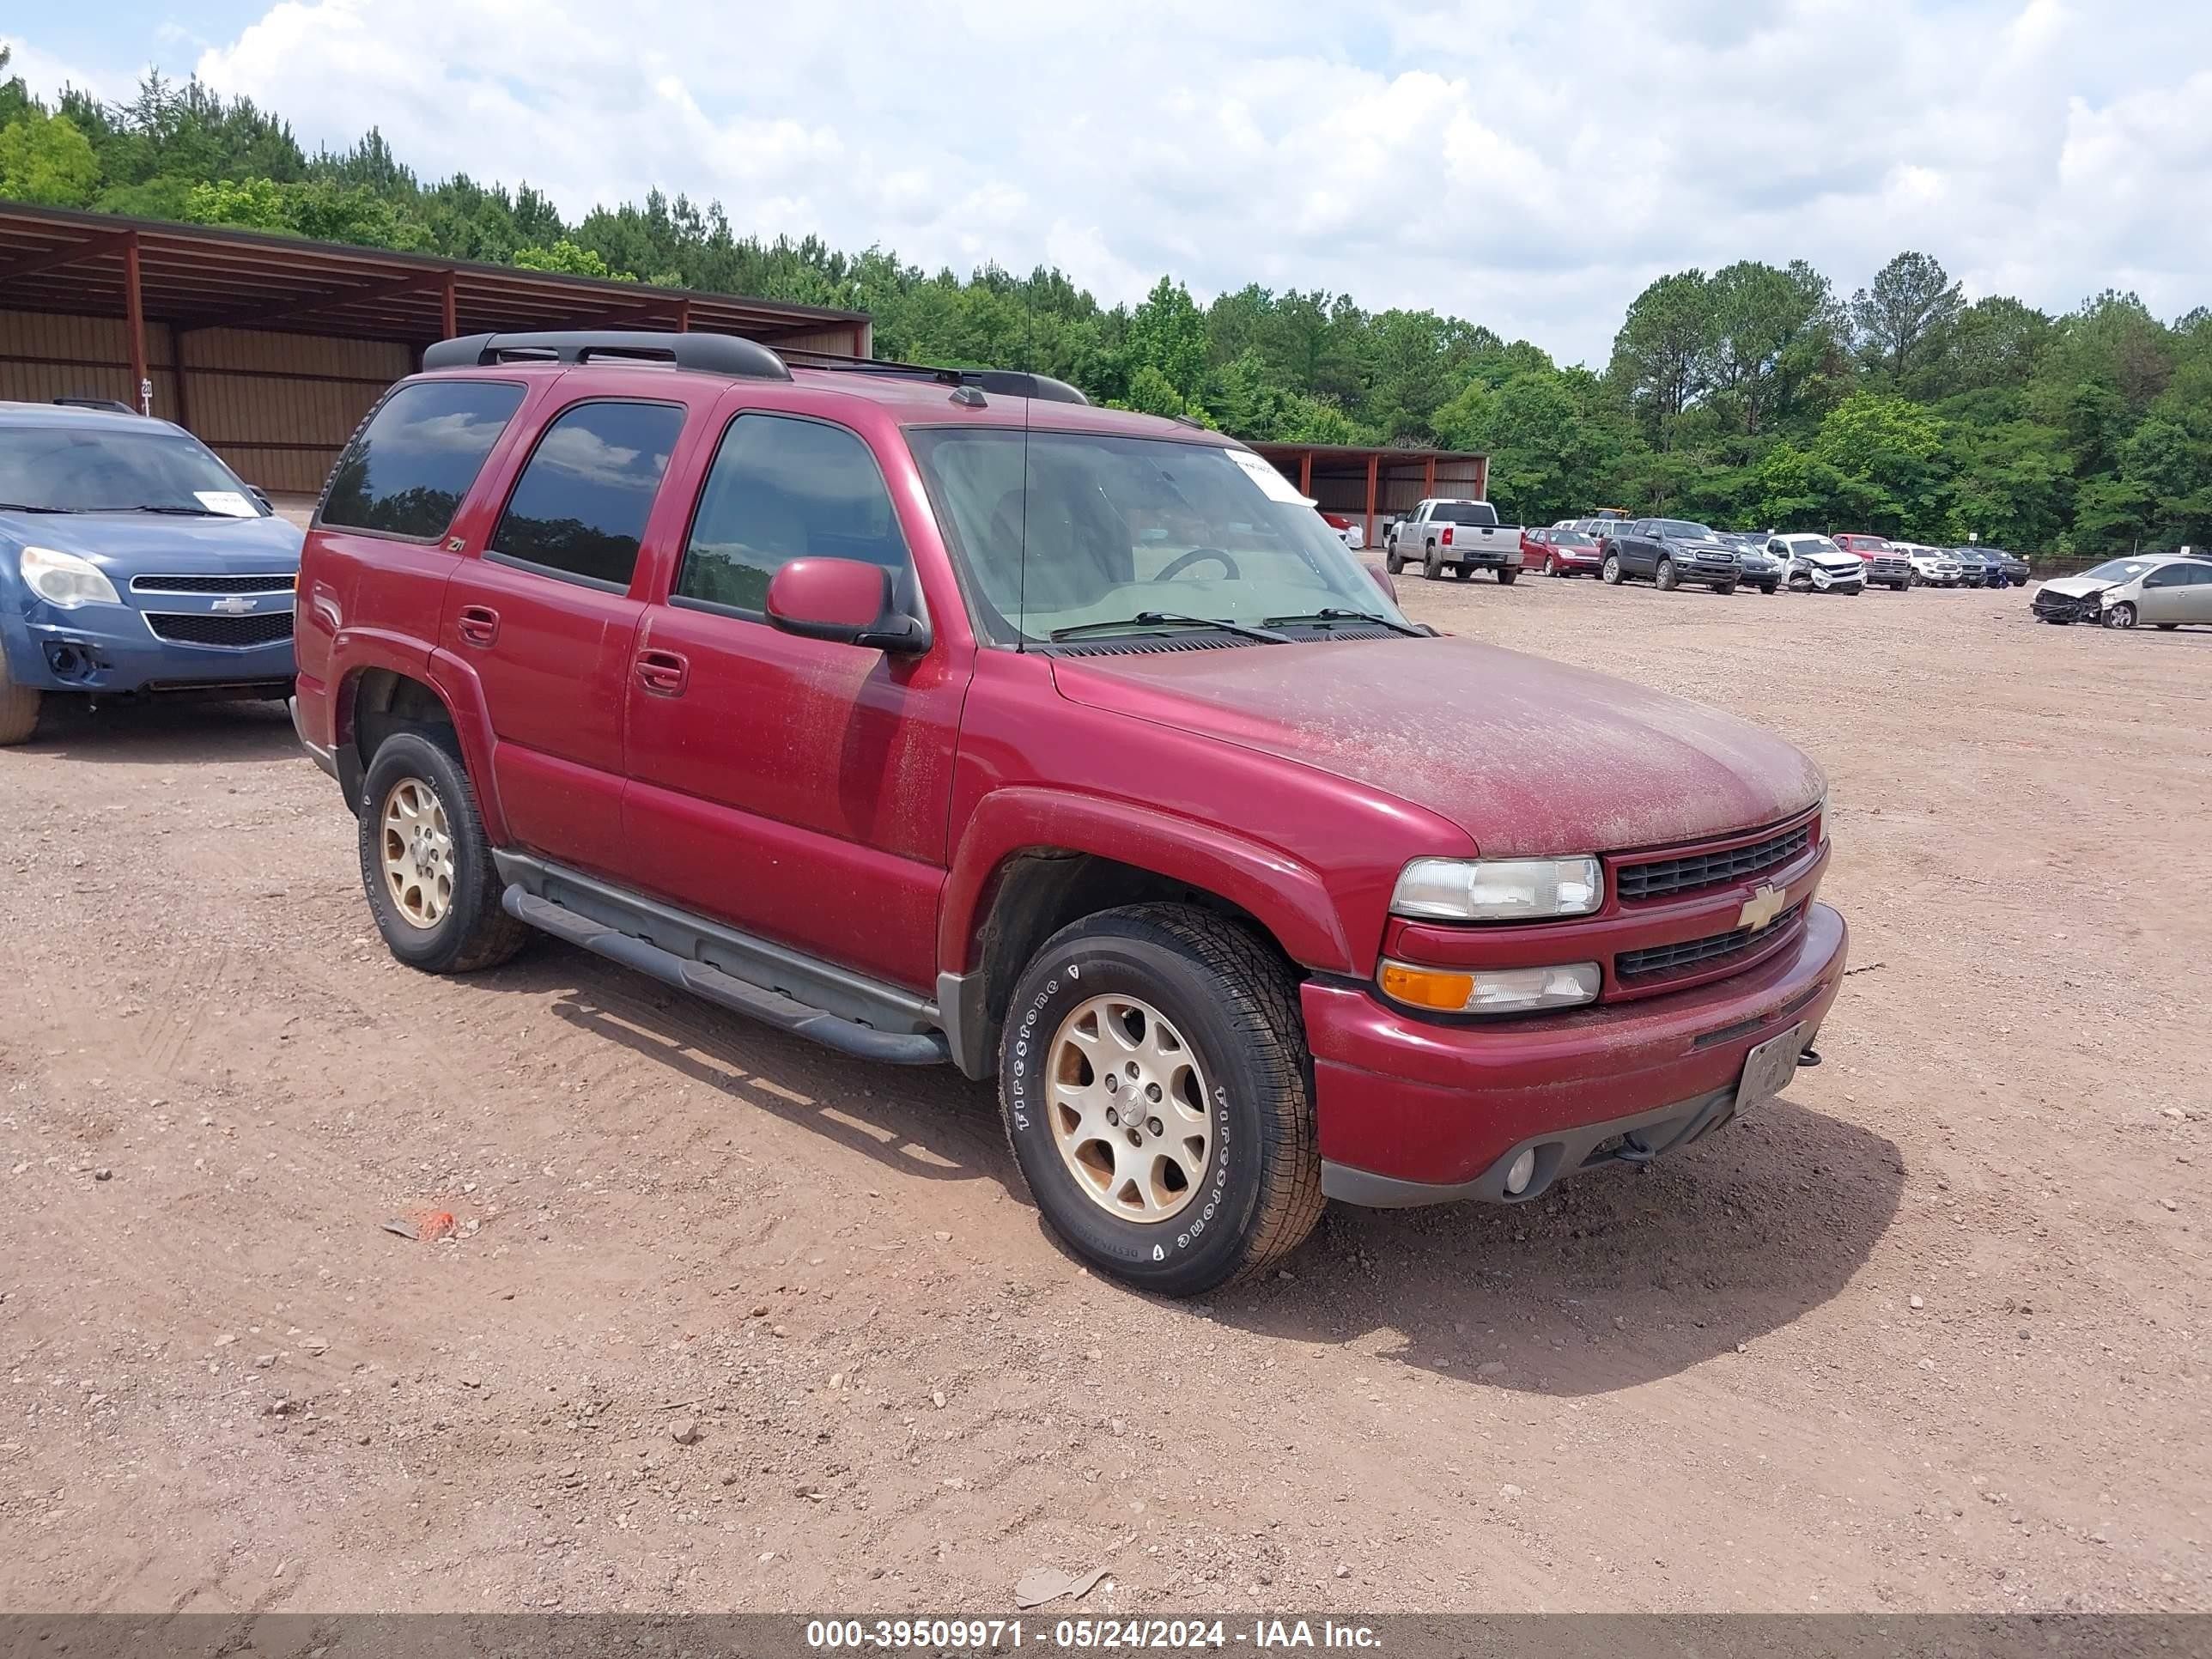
[
  {"left": 489, "top": 400, "right": 685, "bottom": 588},
  {"left": 319, "top": 380, "right": 526, "bottom": 540},
  {"left": 1431, "top": 501, "right": 1497, "bottom": 526}
]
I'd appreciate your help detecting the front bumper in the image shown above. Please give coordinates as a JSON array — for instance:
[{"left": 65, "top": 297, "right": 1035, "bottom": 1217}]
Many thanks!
[
  {"left": 2033, "top": 589, "right": 2099, "bottom": 622},
  {"left": 1306, "top": 901, "right": 1846, "bottom": 1204},
  {"left": 1806, "top": 567, "right": 1863, "bottom": 591},
  {"left": 3, "top": 600, "right": 295, "bottom": 696}
]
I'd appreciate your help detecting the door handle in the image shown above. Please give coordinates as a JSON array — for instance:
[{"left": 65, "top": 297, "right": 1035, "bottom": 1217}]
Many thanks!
[
  {"left": 457, "top": 605, "right": 499, "bottom": 647},
  {"left": 635, "top": 648, "right": 689, "bottom": 696}
]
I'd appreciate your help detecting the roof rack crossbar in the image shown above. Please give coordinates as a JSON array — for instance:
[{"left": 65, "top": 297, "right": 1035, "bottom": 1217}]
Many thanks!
[
  {"left": 422, "top": 330, "right": 792, "bottom": 381},
  {"left": 780, "top": 349, "right": 1091, "bottom": 405}
]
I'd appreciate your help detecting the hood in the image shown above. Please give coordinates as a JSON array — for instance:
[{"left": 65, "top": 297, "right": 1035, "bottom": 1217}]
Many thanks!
[
  {"left": 1049, "top": 636, "right": 1825, "bottom": 857},
  {"left": 1803, "top": 552, "right": 1859, "bottom": 570},
  {"left": 2038, "top": 574, "right": 2114, "bottom": 599},
  {"left": 0, "top": 509, "right": 303, "bottom": 576}
]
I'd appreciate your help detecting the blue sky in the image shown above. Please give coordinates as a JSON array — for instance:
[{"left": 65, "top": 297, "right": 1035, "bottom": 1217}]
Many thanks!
[{"left": 8, "top": 2, "right": 2209, "bottom": 365}]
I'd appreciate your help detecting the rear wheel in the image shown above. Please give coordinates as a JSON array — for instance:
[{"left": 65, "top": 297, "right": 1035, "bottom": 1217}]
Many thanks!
[
  {"left": 1601, "top": 553, "right": 1623, "bottom": 585},
  {"left": 1495, "top": 567, "right": 1517, "bottom": 586},
  {"left": 358, "top": 727, "right": 531, "bottom": 974},
  {"left": 0, "top": 653, "right": 40, "bottom": 747},
  {"left": 2103, "top": 601, "right": 2137, "bottom": 630},
  {"left": 1656, "top": 557, "right": 1679, "bottom": 592},
  {"left": 998, "top": 905, "right": 1323, "bottom": 1297},
  {"left": 1423, "top": 544, "right": 1443, "bottom": 580}
]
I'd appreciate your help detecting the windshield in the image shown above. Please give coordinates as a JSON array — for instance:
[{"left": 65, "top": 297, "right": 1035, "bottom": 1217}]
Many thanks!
[
  {"left": 1552, "top": 530, "right": 1595, "bottom": 547},
  {"left": 1654, "top": 520, "right": 1717, "bottom": 539},
  {"left": 0, "top": 423, "right": 264, "bottom": 515},
  {"left": 1431, "top": 501, "right": 1497, "bottom": 526},
  {"left": 908, "top": 428, "right": 1409, "bottom": 645},
  {"left": 1787, "top": 538, "right": 1844, "bottom": 558},
  {"left": 2081, "top": 559, "right": 2156, "bottom": 583}
]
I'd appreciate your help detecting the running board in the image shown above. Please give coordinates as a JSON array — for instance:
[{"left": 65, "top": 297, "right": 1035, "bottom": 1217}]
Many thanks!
[{"left": 501, "top": 886, "right": 951, "bottom": 1066}]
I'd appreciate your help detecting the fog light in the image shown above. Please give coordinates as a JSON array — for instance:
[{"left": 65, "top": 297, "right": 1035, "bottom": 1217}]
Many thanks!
[{"left": 1504, "top": 1148, "right": 1537, "bottom": 1196}]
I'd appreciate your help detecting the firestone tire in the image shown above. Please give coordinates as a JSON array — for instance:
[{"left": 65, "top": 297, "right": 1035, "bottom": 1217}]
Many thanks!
[
  {"left": 357, "top": 727, "right": 532, "bottom": 975},
  {"left": 1601, "top": 554, "right": 1623, "bottom": 586},
  {"left": 997, "top": 904, "right": 1324, "bottom": 1298},
  {"left": 0, "top": 653, "right": 40, "bottom": 747}
]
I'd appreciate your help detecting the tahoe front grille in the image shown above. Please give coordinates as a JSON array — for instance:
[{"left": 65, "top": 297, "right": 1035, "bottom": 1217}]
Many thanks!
[
  {"left": 1616, "top": 905, "right": 1803, "bottom": 982},
  {"left": 131, "top": 573, "right": 296, "bottom": 594},
  {"left": 1615, "top": 822, "right": 1812, "bottom": 903},
  {"left": 145, "top": 611, "right": 296, "bottom": 648}
]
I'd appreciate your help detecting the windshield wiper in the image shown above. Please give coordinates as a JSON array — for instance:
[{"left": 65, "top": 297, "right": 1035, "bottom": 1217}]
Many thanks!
[
  {"left": 0, "top": 501, "right": 74, "bottom": 513},
  {"left": 118, "top": 504, "right": 228, "bottom": 516},
  {"left": 1049, "top": 611, "right": 1289, "bottom": 645},
  {"left": 1262, "top": 607, "right": 1429, "bottom": 638}
]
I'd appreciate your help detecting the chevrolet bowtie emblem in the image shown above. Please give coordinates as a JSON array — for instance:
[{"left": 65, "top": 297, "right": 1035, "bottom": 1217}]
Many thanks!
[
  {"left": 213, "top": 595, "right": 258, "bottom": 614},
  {"left": 1737, "top": 883, "right": 1790, "bottom": 932}
]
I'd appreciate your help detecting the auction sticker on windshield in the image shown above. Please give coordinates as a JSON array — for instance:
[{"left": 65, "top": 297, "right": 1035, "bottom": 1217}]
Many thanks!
[
  {"left": 1224, "top": 447, "right": 1310, "bottom": 505},
  {"left": 193, "top": 490, "right": 258, "bottom": 516}
]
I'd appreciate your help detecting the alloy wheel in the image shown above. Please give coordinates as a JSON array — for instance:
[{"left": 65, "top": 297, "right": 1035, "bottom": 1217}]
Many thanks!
[
  {"left": 1047, "top": 994, "right": 1212, "bottom": 1224},
  {"left": 379, "top": 775, "right": 455, "bottom": 929}
]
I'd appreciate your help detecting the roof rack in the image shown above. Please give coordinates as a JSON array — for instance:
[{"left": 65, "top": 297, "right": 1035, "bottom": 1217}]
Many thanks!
[
  {"left": 781, "top": 349, "right": 1091, "bottom": 405},
  {"left": 53, "top": 396, "right": 140, "bottom": 415},
  {"left": 422, "top": 330, "right": 791, "bottom": 381}
]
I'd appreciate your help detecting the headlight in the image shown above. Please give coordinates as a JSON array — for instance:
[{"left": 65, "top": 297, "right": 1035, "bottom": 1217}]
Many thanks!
[
  {"left": 1379, "top": 959, "right": 1601, "bottom": 1015},
  {"left": 20, "top": 546, "right": 121, "bottom": 608},
  {"left": 1391, "top": 856, "right": 1603, "bottom": 921}
]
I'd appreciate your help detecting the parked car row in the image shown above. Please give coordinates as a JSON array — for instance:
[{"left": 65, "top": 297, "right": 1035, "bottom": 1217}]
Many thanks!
[{"left": 1528, "top": 518, "right": 2033, "bottom": 600}]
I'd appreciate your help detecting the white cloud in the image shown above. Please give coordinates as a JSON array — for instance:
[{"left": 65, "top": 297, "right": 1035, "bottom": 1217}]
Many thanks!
[{"left": 25, "top": 0, "right": 2199, "bottom": 362}]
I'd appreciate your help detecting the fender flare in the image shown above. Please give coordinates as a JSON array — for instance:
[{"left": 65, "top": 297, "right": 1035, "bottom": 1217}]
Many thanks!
[{"left": 937, "top": 786, "right": 1355, "bottom": 980}]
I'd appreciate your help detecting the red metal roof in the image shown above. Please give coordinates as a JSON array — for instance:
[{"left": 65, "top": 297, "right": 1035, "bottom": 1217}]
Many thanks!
[{"left": 0, "top": 202, "right": 868, "bottom": 345}]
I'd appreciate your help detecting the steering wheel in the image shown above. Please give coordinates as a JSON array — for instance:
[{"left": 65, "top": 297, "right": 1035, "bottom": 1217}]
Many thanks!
[{"left": 1153, "top": 546, "right": 1240, "bottom": 582}]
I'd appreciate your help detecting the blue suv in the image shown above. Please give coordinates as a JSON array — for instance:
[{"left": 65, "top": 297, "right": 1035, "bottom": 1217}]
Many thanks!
[{"left": 0, "top": 401, "right": 304, "bottom": 744}]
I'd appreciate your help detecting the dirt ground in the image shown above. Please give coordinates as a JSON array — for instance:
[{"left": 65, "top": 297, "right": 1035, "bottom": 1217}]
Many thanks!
[{"left": 0, "top": 572, "right": 2205, "bottom": 1617}]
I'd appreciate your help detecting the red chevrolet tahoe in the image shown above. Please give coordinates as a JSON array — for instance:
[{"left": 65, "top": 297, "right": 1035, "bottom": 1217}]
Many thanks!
[{"left": 293, "top": 331, "right": 1846, "bottom": 1296}]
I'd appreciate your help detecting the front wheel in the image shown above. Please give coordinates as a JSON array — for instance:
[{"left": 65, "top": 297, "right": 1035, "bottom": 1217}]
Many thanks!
[
  {"left": 1601, "top": 553, "right": 1623, "bottom": 586},
  {"left": 1656, "top": 556, "right": 1679, "bottom": 592},
  {"left": 2157, "top": 623, "right": 2179, "bottom": 631},
  {"left": 357, "top": 728, "right": 532, "bottom": 974},
  {"left": 1495, "top": 566, "right": 1517, "bottom": 586},
  {"left": 0, "top": 653, "right": 40, "bottom": 747},
  {"left": 1384, "top": 549, "right": 1404, "bottom": 576},
  {"left": 998, "top": 905, "right": 1323, "bottom": 1297},
  {"left": 1713, "top": 580, "right": 1736, "bottom": 596},
  {"left": 1759, "top": 582, "right": 1778, "bottom": 595},
  {"left": 2103, "top": 602, "right": 2137, "bottom": 630}
]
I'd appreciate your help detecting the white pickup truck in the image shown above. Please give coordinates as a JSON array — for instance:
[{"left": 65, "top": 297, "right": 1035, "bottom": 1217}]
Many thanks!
[{"left": 1381, "top": 498, "right": 1524, "bottom": 584}]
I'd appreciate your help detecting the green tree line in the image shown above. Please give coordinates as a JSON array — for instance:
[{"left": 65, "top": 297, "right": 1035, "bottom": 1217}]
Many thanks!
[{"left": 5, "top": 57, "right": 2209, "bottom": 554}]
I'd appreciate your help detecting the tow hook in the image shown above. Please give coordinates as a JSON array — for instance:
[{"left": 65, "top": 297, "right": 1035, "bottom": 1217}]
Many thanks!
[{"left": 1796, "top": 1046, "right": 1823, "bottom": 1068}]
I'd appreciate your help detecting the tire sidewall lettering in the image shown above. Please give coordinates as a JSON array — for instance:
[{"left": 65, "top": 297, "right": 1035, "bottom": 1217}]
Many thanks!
[{"left": 1004, "top": 948, "right": 1245, "bottom": 1270}]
